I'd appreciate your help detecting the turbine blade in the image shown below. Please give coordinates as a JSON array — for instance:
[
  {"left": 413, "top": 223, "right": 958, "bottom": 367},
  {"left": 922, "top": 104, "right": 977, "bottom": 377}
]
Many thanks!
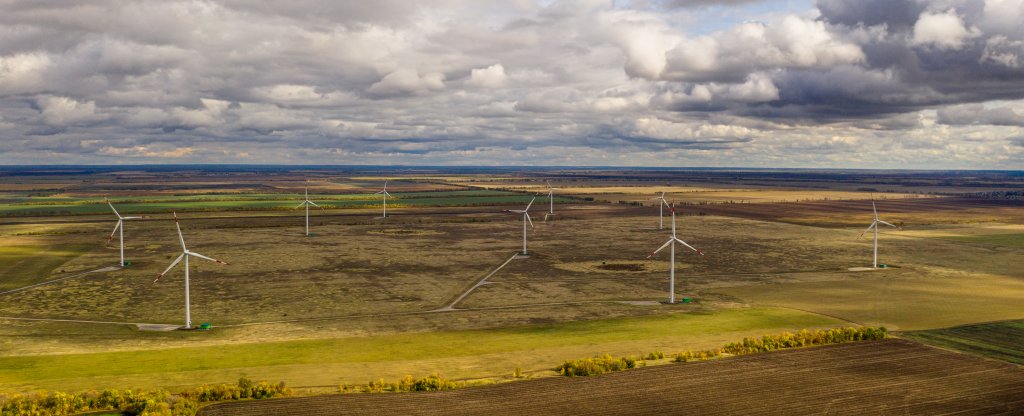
[
  {"left": 674, "top": 238, "right": 703, "bottom": 255},
  {"left": 188, "top": 252, "right": 228, "bottom": 265},
  {"left": 174, "top": 211, "right": 187, "bottom": 251},
  {"left": 856, "top": 221, "right": 877, "bottom": 239},
  {"left": 877, "top": 220, "right": 899, "bottom": 229},
  {"left": 107, "top": 220, "right": 121, "bottom": 244},
  {"left": 295, "top": 201, "right": 306, "bottom": 209},
  {"left": 308, "top": 201, "right": 320, "bottom": 207},
  {"left": 154, "top": 253, "right": 185, "bottom": 284},
  {"left": 662, "top": 199, "right": 671, "bottom": 208},
  {"left": 121, "top": 216, "right": 142, "bottom": 219},
  {"left": 526, "top": 213, "right": 534, "bottom": 229},
  {"left": 647, "top": 239, "right": 672, "bottom": 258},
  {"left": 107, "top": 200, "right": 122, "bottom": 219},
  {"left": 872, "top": 201, "right": 878, "bottom": 219},
  {"left": 525, "top": 196, "right": 536, "bottom": 211},
  {"left": 508, "top": 209, "right": 525, "bottom": 213}
]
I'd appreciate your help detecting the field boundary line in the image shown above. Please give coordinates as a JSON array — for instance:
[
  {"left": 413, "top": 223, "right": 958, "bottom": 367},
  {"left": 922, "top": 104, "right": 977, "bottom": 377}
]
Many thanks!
[
  {"left": 766, "top": 305, "right": 865, "bottom": 326},
  {"left": 0, "top": 266, "right": 120, "bottom": 296}
]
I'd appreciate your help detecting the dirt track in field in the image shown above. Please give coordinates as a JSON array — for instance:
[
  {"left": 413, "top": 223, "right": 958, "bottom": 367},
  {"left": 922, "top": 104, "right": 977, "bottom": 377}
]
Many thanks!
[{"left": 199, "top": 339, "right": 1024, "bottom": 416}]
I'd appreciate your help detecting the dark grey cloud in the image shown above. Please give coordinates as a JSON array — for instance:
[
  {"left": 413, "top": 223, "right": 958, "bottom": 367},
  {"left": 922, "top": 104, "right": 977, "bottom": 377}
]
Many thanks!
[
  {"left": 816, "top": 0, "right": 925, "bottom": 29},
  {"left": 0, "top": 0, "right": 1020, "bottom": 167}
]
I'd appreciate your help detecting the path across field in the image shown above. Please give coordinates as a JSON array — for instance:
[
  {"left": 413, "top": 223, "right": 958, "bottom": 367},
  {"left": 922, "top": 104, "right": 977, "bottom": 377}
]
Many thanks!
[{"left": 199, "top": 339, "right": 1024, "bottom": 416}]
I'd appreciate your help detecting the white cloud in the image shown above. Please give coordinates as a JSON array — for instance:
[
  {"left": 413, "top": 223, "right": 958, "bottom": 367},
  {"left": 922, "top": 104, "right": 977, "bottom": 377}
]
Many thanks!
[
  {"left": 35, "top": 95, "right": 106, "bottom": 125},
  {"left": 466, "top": 64, "right": 508, "bottom": 88},
  {"left": 0, "top": 52, "right": 50, "bottom": 94},
  {"left": 0, "top": 1, "right": 1020, "bottom": 168},
  {"left": 368, "top": 68, "right": 445, "bottom": 97},
  {"left": 912, "top": 9, "right": 981, "bottom": 50}
]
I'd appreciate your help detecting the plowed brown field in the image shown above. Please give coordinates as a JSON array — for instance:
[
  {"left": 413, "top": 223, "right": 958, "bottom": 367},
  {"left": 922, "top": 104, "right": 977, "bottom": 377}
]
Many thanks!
[{"left": 199, "top": 339, "right": 1024, "bottom": 416}]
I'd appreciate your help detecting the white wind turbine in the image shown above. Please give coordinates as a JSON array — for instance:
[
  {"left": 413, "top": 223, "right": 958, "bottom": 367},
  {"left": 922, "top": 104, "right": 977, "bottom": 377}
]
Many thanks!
[
  {"left": 295, "top": 186, "right": 321, "bottom": 236},
  {"left": 647, "top": 202, "right": 703, "bottom": 303},
  {"left": 506, "top": 197, "right": 536, "bottom": 255},
  {"left": 650, "top": 191, "right": 670, "bottom": 229},
  {"left": 544, "top": 181, "right": 559, "bottom": 221},
  {"left": 376, "top": 181, "right": 393, "bottom": 218},
  {"left": 857, "top": 200, "right": 901, "bottom": 269},
  {"left": 106, "top": 199, "right": 142, "bottom": 267},
  {"left": 154, "top": 212, "right": 228, "bottom": 329}
]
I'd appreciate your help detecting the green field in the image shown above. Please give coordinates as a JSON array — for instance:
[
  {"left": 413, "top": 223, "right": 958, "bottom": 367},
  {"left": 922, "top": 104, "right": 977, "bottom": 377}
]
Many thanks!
[
  {"left": 0, "top": 190, "right": 572, "bottom": 216},
  {"left": 0, "top": 243, "right": 94, "bottom": 290},
  {"left": 940, "top": 233, "right": 1024, "bottom": 248},
  {"left": 900, "top": 319, "right": 1024, "bottom": 364},
  {"left": 0, "top": 307, "right": 840, "bottom": 393}
]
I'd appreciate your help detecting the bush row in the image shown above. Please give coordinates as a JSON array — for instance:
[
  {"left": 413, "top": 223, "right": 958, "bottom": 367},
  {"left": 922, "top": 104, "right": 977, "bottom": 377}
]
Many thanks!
[
  {"left": 720, "top": 327, "right": 887, "bottom": 356},
  {"left": 555, "top": 354, "right": 642, "bottom": 377},
  {"left": 559, "top": 327, "right": 887, "bottom": 377},
  {"left": 0, "top": 377, "right": 290, "bottom": 416},
  {"left": 339, "top": 374, "right": 463, "bottom": 393}
]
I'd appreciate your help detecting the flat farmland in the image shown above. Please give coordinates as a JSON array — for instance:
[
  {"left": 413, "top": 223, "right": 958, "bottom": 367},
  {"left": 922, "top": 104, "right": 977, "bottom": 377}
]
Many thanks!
[
  {"left": 198, "top": 339, "right": 1024, "bottom": 416},
  {"left": 901, "top": 319, "right": 1024, "bottom": 364},
  {"left": 0, "top": 190, "right": 561, "bottom": 217},
  {"left": 693, "top": 197, "right": 1024, "bottom": 227}
]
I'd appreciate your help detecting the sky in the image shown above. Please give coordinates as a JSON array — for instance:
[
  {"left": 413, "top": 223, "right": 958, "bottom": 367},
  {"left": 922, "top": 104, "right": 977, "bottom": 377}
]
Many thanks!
[{"left": 0, "top": 0, "right": 1022, "bottom": 168}]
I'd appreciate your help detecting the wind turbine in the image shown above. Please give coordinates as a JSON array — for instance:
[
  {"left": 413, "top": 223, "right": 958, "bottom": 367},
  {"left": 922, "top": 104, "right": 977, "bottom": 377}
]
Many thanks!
[
  {"left": 505, "top": 197, "right": 536, "bottom": 255},
  {"left": 857, "top": 200, "right": 901, "bottom": 269},
  {"left": 375, "top": 181, "right": 393, "bottom": 218},
  {"left": 295, "top": 186, "right": 321, "bottom": 236},
  {"left": 106, "top": 199, "right": 142, "bottom": 267},
  {"left": 650, "top": 192, "right": 670, "bottom": 229},
  {"left": 647, "top": 202, "right": 703, "bottom": 303},
  {"left": 544, "top": 181, "right": 559, "bottom": 221},
  {"left": 154, "top": 212, "right": 228, "bottom": 329}
]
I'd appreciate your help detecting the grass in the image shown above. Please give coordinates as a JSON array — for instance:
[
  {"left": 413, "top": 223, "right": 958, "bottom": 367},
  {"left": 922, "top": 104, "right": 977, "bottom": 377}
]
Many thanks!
[
  {"left": 939, "top": 233, "right": 1024, "bottom": 248},
  {"left": 900, "top": 320, "right": 1024, "bottom": 364},
  {"left": 0, "top": 191, "right": 570, "bottom": 216},
  {"left": 0, "top": 243, "right": 94, "bottom": 290},
  {"left": 718, "top": 270, "right": 1024, "bottom": 331},
  {"left": 0, "top": 307, "right": 840, "bottom": 393}
]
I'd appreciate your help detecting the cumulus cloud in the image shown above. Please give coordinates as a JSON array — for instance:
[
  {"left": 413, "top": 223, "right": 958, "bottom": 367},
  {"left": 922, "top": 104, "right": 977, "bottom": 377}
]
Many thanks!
[
  {"left": 35, "top": 96, "right": 107, "bottom": 126},
  {"left": 0, "top": 0, "right": 1021, "bottom": 168},
  {"left": 466, "top": 64, "right": 508, "bottom": 88},
  {"left": 368, "top": 68, "right": 445, "bottom": 97},
  {"left": 912, "top": 9, "right": 981, "bottom": 50}
]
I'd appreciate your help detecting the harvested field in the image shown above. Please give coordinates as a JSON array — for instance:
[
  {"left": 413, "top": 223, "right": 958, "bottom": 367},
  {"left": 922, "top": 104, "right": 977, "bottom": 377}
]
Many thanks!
[
  {"left": 199, "top": 339, "right": 1024, "bottom": 416},
  {"left": 691, "top": 197, "right": 1024, "bottom": 226}
]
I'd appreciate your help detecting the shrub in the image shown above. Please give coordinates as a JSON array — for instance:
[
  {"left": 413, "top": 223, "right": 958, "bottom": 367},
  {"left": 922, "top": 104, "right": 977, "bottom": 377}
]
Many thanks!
[
  {"left": 555, "top": 354, "right": 640, "bottom": 377},
  {"left": 644, "top": 351, "right": 665, "bottom": 360},
  {"left": 0, "top": 379, "right": 291, "bottom": 416}
]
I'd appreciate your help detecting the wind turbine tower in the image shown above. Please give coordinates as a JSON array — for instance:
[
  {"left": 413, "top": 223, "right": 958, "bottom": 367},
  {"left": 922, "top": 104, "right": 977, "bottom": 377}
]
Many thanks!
[
  {"left": 295, "top": 186, "right": 320, "bottom": 236},
  {"left": 651, "top": 191, "right": 669, "bottom": 229},
  {"left": 858, "top": 200, "right": 901, "bottom": 268},
  {"left": 545, "top": 181, "right": 559, "bottom": 221},
  {"left": 376, "top": 181, "right": 393, "bottom": 218},
  {"left": 106, "top": 199, "right": 142, "bottom": 267},
  {"left": 506, "top": 197, "right": 536, "bottom": 255},
  {"left": 154, "top": 212, "right": 228, "bottom": 329},
  {"left": 647, "top": 202, "right": 703, "bottom": 303}
]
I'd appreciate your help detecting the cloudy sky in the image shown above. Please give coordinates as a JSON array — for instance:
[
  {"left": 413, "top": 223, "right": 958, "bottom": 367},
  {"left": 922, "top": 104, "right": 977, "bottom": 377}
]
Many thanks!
[{"left": 0, "top": 0, "right": 1022, "bottom": 168}]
